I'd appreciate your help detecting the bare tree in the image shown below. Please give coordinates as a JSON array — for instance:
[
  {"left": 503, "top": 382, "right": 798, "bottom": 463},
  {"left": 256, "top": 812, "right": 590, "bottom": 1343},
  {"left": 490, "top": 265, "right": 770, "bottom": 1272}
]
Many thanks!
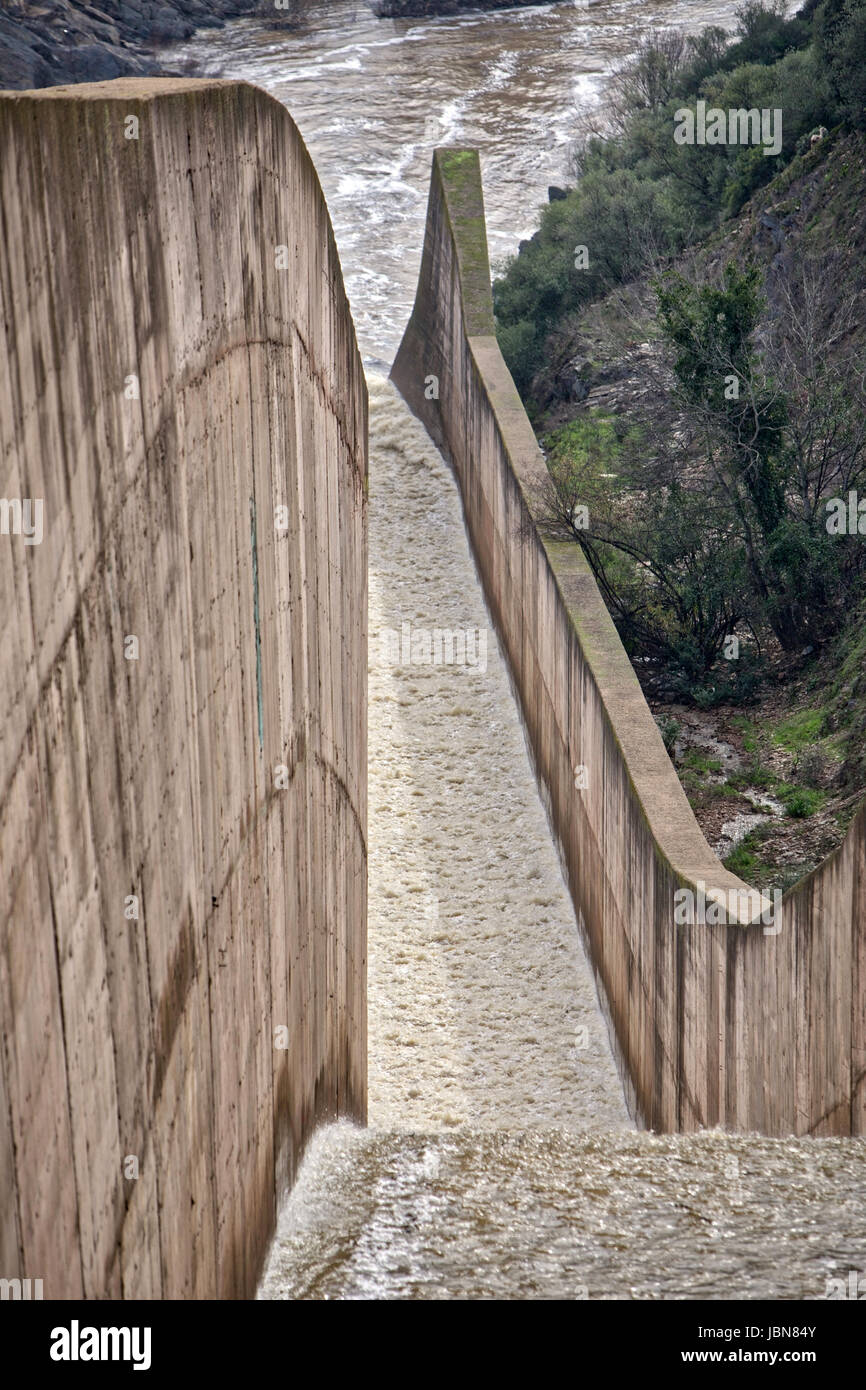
[{"left": 765, "top": 251, "right": 866, "bottom": 521}]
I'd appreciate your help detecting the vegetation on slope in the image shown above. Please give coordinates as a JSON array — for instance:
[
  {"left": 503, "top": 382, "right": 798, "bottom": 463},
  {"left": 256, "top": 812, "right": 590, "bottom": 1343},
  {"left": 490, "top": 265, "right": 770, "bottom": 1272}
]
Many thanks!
[{"left": 493, "top": 0, "right": 866, "bottom": 887}]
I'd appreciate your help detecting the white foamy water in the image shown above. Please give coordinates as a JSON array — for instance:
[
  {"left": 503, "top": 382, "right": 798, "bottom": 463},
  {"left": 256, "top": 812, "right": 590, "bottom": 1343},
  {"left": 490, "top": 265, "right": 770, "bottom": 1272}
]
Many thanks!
[
  {"left": 365, "top": 376, "right": 630, "bottom": 1132},
  {"left": 259, "top": 1124, "right": 866, "bottom": 1300}
]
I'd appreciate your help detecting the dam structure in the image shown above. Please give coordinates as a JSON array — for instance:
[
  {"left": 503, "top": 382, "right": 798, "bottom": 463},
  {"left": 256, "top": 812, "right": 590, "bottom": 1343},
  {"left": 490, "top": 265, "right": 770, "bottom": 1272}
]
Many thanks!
[
  {"left": 390, "top": 147, "right": 866, "bottom": 1142},
  {"left": 1, "top": 76, "right": 866, "bottom": 1302},
  {"left": 0, "top": 79, "right": 366, "bottom": 1299},
  {"left": 260, "top": 145, "right": 866, "bottom": 1302}
]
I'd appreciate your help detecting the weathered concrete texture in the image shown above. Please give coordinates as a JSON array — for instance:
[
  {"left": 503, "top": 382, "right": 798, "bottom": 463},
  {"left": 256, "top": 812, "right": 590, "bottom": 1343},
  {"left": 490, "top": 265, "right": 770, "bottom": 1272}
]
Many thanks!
[
  {"left": 0, "top": 78, "right": 367, "bottom": 1298},
  {"left": 392, "top": 148, "right": 865, "bottom": 1138}
]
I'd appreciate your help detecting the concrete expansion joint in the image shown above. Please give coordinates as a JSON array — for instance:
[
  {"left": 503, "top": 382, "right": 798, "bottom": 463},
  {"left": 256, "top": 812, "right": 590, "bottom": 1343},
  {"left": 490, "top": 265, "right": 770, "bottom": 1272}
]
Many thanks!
[{"left": 292, "top": 325, "right": 366, "bottom": 478}]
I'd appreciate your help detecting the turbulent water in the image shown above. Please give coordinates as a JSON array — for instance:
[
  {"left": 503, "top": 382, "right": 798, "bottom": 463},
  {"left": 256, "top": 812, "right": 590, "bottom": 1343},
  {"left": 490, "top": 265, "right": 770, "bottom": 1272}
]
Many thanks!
[
  {"left": 363, "top": 377, "right": 630, "bottom": 1133},
  {"left": 258, "top": 1126, "right": 866, "bottom": 1300},
  {"left": 173, "top": 0, "right": 748, "bottom": 362},
  {"left": 168, "top": 2, "right": 866, "bottom": 1298}
]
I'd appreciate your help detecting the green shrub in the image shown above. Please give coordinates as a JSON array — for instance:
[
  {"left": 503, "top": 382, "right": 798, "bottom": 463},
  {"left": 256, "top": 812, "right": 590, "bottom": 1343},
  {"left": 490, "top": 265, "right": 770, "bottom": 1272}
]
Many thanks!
[
  {"left": 772, "top": 709, "right": 827, "bottom": 750},
  {"left": 781, "top": 786, "right": 825, "bottom": 817},
  {"left": 496, "top": 318, "right": 540, "bottom": 396},
  {"left": 657, "top": 715, "right": 680, "bottom": 754},
  {"left": 815, "top": 0, "right": 866, "bottom": 129}
]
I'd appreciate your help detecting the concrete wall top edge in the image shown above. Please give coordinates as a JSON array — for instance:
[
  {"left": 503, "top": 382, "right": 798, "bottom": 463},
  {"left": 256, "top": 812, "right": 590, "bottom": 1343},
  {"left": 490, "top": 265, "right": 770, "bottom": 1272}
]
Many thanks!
[
  {"left": 397, "top": 146, "right": 811, "bottom": 922},
  {"left": 0, "top": 76, "right": 250, "bottom": 101}
]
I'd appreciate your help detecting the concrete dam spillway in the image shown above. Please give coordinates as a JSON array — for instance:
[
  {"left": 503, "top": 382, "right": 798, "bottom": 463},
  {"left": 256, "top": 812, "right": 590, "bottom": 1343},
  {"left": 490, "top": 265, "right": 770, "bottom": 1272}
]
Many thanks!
[
  {"left": 259, "top": 146, "right": 866, "bottom": 1301},
  {"left": 1, "top": 65, "right": 866, "bottom": 1303}
]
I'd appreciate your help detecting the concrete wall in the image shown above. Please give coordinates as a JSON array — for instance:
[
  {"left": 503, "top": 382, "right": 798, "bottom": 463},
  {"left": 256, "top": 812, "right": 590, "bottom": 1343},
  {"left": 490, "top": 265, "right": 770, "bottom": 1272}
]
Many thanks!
[
  {"left": 392, "top": 148, "right": 865, "bottom": 1138},
  {"left": 0, "top": 78, "right": 367, "bottom": 1298}
]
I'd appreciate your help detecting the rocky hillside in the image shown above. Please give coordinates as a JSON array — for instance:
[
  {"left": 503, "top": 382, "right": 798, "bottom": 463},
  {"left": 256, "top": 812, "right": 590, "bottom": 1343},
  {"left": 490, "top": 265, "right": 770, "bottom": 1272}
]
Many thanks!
[
  {"left": 538, "top": 130, "right": 866, "bottom": 888},
  {"left": 537, "top": 129, "right": 866, "bottom": 428}
]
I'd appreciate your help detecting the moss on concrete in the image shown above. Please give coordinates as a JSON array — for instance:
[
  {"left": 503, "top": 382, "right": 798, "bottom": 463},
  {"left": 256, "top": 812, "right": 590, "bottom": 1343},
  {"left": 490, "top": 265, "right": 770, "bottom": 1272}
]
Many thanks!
[{"left": 435, "top": 148, "right": 495, "bottom": 336}]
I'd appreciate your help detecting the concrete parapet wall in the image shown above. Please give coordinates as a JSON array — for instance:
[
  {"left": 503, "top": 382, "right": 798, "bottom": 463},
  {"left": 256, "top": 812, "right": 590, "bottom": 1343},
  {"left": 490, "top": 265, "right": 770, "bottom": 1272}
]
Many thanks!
[
  {"left": 0, "top": 78, "right": 367, "bottom": 1298},
  {"left": 392, "top": 148, "right": 864, "bottom": 1137}
]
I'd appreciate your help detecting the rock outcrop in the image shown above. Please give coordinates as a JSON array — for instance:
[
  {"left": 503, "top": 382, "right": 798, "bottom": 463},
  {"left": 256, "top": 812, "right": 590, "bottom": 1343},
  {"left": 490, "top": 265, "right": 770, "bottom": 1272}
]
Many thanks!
[{"left": 0, "top": 1, "right": 302, "bottom": 90}]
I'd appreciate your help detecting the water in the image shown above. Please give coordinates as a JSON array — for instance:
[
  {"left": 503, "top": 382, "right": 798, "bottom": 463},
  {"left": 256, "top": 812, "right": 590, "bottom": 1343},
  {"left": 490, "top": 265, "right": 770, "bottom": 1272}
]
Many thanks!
[
  {"left": 364, "top": 376, "right": 629, "bottom": 1133},
  {"left": 258, "top": 1125, "right": 866, "bottom": 1300},
  {"left": 172, "top": 0, "right": 748, "bottom": 361},
  {"left": 167, "top": 2, "right": 866, "bottom": 1298}
]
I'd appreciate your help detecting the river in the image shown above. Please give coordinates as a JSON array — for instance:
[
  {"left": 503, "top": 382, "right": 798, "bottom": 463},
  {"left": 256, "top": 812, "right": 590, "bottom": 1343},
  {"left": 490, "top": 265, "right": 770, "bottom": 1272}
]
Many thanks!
[
  {"left": 171, "top": 0, "right": 747, "bottom": 362},
  {"left": 169, "top": 0, "right": 866, "bottom": 1300}
]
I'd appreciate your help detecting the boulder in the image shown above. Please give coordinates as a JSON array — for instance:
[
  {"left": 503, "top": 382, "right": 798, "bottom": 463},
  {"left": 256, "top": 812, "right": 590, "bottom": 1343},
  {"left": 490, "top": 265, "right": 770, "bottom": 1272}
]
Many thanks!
[
  {"left": 60, "top": 42, "right": 138, "bottom": 80},
  {"left": 150, "top": 7, "right": 196, "bottom": 41},
  {"left": 0, "top": 26, "right": 53, "bottom": 88}
]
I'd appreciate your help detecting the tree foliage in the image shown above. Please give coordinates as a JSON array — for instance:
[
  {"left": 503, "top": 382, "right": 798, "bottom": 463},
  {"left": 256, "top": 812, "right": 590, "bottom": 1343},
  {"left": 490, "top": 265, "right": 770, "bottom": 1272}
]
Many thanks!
[
  {"left": 494, "top": 0, "right": 864, "bottom": 401},
  {"left": 494, "top": 1, "right": 866, "bottom": 699}
]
